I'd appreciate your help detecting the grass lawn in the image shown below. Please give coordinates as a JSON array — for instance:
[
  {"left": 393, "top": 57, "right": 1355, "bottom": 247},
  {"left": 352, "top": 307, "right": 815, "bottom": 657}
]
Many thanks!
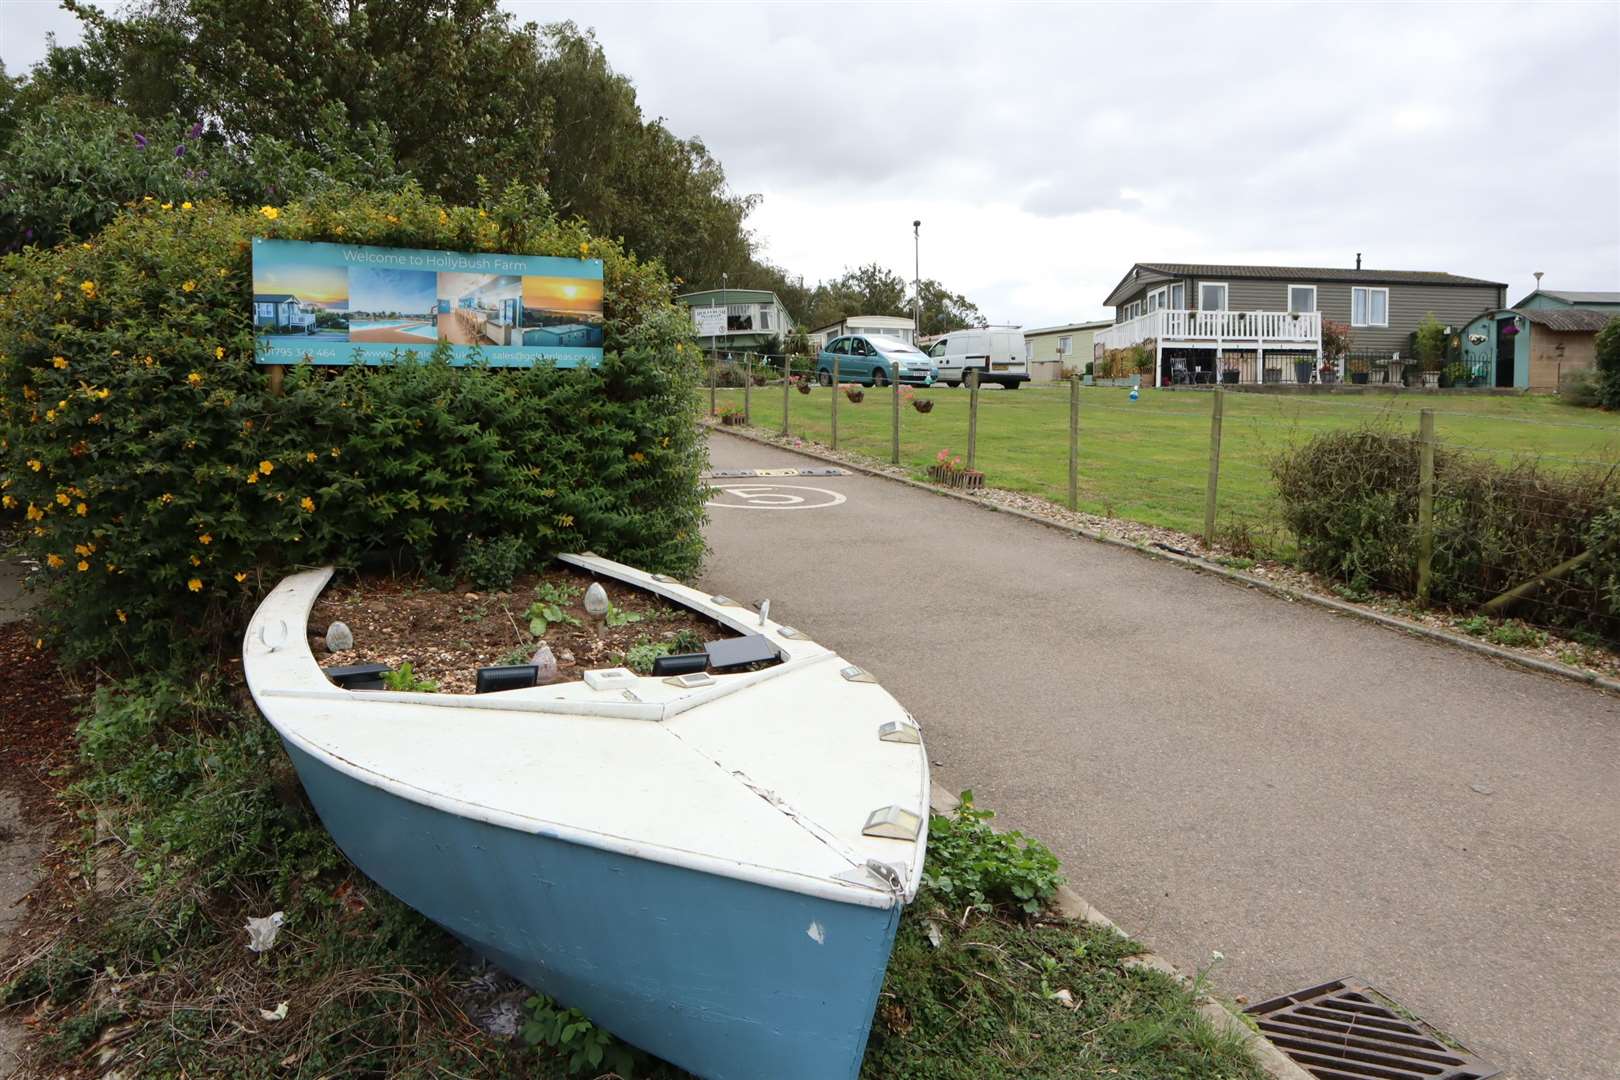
[{"left": 709, "top": 384, "right": 1620, "bottom": 542}]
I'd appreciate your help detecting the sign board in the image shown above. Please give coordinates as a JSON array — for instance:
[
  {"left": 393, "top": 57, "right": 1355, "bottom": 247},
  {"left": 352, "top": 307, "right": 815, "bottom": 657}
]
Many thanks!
[
  {"left": 252, "top": 238, "right": 604, "bottom": 367},
  {"left": 693, "top": 306, "right": 727, "bottom": 338}
]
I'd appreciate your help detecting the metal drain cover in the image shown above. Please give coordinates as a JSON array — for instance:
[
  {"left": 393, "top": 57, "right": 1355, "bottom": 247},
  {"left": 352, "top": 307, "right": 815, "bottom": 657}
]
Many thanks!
[{"left": 1245, "top": 977, "right": 1500, "bottom": 1080}]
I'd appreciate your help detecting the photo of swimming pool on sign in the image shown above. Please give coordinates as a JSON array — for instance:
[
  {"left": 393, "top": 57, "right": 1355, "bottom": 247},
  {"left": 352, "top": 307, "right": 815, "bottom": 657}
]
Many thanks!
[{"left": 251, "top": 238, "right": 604, "bottom": 367}]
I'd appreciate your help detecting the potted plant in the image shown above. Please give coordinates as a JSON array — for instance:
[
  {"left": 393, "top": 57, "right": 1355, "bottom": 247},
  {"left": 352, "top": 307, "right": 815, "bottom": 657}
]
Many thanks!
[
  {"left": 1348, "top": 355, "right": 1370, "bottom": 385},
  {"left": 1319, "top": 361, "right": 1338, "bottom": 385},
  {"left": 1221, "top": 367, "right": 1239, "bottom": 385},
  {"left": 1441, "top": 361, "right": 1468, "bottom": 388},
  {"left": 718, "top": 405, "right": 746, "bottom": 426},
  {"left": 794, "top": 374, "right": 811, "bottom": 395},
  {"left": 1294, "top": 359, "right": 1315, "bottom": 384}
]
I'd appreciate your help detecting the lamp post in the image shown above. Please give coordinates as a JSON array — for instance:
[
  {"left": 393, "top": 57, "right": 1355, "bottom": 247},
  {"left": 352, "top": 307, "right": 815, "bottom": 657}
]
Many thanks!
[{"left": 912, "top": 220, "right": 921, "bottom": 344}]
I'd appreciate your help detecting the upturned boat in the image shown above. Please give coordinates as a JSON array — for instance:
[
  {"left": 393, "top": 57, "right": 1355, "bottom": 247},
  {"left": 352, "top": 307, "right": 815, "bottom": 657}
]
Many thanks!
[{"left": 242, "top": 553, "right": 929, "bottom": 1080}]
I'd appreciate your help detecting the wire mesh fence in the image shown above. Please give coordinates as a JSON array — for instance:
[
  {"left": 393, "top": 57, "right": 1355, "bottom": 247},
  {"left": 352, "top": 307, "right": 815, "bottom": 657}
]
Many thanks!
[{"left": 703, "top": 374, "right": 1620, "bottom": 643}]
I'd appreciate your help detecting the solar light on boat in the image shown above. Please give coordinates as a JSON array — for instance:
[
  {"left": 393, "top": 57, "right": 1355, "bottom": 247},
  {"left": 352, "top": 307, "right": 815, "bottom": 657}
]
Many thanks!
[
  {"left": 708, "top": 594, "right": 737, "bottom": 606},
  {"left": 475, "top": 664, "right": 539, "bottom": 694},
  {"left": 862, "top": 806, "right": 923, "bottom": 841},
  {"left": 582, "top": 667, "right": 637, "bottom": 691},
  {"left": 663, "top": 671, "right": 715, "bottom": 688},
  {"left": 757, "top": 599, "right": 770, "bottom": 626},
  {"left": 777, "top": 626, "right": 801, "bottom": 639},
  {"left": 650, "top": 652, "right": 708, "bottom": 677},
  {"left": 840, "top": 665, "right": 877, "bottom": 684},
  {"left": 877, "top": 719, "right": 921, "bottom": 744}
]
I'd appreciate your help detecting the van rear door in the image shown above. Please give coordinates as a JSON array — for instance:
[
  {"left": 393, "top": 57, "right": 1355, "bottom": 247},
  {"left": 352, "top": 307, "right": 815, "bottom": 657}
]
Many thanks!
[{"left": 989, "top": 331, "right": 1026, "bottom": 376}]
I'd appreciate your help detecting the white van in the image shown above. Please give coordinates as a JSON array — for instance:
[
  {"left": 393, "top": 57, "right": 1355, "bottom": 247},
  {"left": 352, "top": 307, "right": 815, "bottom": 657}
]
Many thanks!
[{"left": 925, "top": 326, "right": 1029, "bottom": 388}]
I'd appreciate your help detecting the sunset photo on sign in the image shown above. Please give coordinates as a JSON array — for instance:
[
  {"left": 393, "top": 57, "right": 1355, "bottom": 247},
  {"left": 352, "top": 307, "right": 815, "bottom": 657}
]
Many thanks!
[{"left": 521, "top": 274, "right": 605, "bottom": 348}]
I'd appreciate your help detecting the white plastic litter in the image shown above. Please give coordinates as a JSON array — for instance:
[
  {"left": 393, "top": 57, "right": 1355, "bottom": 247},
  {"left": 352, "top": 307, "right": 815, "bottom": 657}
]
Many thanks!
[
  {"left": 245, "top": 911, "right": 285, "bottom": 953},
  {"left": 325, "top": 621, "right": 353, "bottom": 652},
  {"left": 259, "top": 1001, "right": 289, "bottom": 1022}
]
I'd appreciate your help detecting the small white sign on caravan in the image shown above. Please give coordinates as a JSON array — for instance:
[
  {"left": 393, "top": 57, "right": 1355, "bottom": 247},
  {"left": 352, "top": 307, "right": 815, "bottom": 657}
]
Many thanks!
[{"left": 693, "top": 307, "right": 726, "bottom": 337}]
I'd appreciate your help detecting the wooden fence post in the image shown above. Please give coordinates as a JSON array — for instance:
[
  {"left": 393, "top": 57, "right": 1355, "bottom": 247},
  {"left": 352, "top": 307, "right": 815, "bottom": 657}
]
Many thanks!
[
  {"left": 1417, "top": 408, "right": 1435, "bottom": 605},
  {"left": 891, "top": 362, "right": 901, "bottom": 465},
  {"left": 742, "top": 353, "right": 751, "bottom": 425},
  {"left": 1202, "top": 387, "right": 1224, "bottom": 545},
  {"left": 267, "top": 364, "right": 286, "bottom": 398},
  {"left": 1068, "top": 374, "right": 1080, "bottom": 511},
  {"left": 967, "top": 369, "right": 980, "bottom": 471},
  {"left": 831, "top": 355, "right": 840, "bottom": 450}
]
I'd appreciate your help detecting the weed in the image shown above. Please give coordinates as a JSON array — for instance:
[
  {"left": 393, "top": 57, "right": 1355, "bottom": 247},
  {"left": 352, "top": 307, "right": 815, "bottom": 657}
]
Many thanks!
[
  {"left": 459, "top": 535, "right": 528, "bottom": 592},
  {"left": 381, "top": 662, "right": 439, "bottom": 692},
  {"left": 1217, "top": 556, "right": 1256, "bottom": 571},
  {"left": 603, "top": 604, "right": 643, "bottom": 628},
  {"left": 1487, "top": 621, "right": 1549, "bottom": 649},
  {"left": 622, "top": 640, "right": 673, "bottom": 674},
  {"left": 533, "top": 580, "right": 583, "bottom": 606},
  {"left": 922, "top": 790, "right": 1063, "bottom": 916},
  {"left": 497, "top": 644, "right": 534, "bottom": 667},
  {"left": 521, "top": 993, "right": 638, "bottom": 1077},
  {"left": 1457, "top": 615, "right": 1491, "bottom": 636},
  {"left": 525, "top": 601, "right": 581, "bottom": 637},
  {"left": 669, "top": 628, "right": 706, "bottom": 654}
]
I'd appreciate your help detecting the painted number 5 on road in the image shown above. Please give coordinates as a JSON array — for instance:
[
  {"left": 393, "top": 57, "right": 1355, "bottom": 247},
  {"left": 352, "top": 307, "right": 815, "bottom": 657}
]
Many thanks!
[{"left": 705, "top": 484, "right": 847, "bottom": 510}]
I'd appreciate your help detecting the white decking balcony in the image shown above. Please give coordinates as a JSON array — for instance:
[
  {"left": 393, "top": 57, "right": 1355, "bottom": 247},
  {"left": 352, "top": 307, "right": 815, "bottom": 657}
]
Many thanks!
[{"left": 1094, "top": 309, "right": 1321, "bottom": 356}]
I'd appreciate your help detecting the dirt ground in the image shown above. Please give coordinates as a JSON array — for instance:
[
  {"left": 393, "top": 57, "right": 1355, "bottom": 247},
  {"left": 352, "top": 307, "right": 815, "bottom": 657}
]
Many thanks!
[
  {"left": 310, "top": 563, "right": 744, "bottom": 694},
  {"left": 0, "top": 615, "right": 81, "bottom": 1080}
]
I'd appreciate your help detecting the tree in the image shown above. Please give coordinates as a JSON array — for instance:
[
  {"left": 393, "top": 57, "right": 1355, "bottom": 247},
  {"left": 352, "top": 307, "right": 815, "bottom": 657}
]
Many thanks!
[
  {"left": 908, "top": 278, "right": 988, "bottom": 336},
  {"left": 1595, "top": 315, "right": 1620, "bottom": 409}
]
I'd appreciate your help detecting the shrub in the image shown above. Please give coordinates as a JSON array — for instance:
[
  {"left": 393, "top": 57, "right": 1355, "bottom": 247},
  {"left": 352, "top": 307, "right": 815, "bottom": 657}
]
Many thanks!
[
  {"left": 0, "top": 184, "right": 707, "bottom": 670},
  {"left": 1413, "top": 313, "right": 1446, "bottom": 371},
  {"left": 922, "top": 790, "right": 1063, "bottom": 916},
  {"left": 459, "top": 534, "right": 527, "bottom": 591},
  {"left": 1273, "top": 427, "right": 1620, "bottom": 638},
  {"left": 1595, "top": 316, "right": 1620, "bottom": 409}
]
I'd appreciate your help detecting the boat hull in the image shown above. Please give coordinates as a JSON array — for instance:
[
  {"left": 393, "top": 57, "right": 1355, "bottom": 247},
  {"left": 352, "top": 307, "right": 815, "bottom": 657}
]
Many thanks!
[{"left": 281, "top": 740, "right": 901, "bottom": 1080}]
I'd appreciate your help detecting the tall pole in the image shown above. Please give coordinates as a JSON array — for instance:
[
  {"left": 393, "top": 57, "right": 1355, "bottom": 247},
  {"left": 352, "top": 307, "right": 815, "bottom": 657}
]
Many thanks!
[
  {"left": 1202, "top": 388, "right": 1224, "bottom": 545},
  {"left": 912, "top": 219, "right": 922, "bottom": 345},
  {"left": 1417, "top": 409, "right": 1435, "bottom": 605}
]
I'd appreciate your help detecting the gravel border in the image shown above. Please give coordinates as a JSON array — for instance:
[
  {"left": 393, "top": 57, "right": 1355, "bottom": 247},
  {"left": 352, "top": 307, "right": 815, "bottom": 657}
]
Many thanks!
[{"left": 708, "top": 421, "right": 1620, "bottom": 697}]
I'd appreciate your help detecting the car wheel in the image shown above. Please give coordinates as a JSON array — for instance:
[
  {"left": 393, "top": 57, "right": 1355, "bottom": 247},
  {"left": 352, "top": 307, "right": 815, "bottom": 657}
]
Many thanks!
[
  {"left": 817, "top": 368, "right": 832, "bottom": 386},
  {"left": 872, "top": 367, "right": 888, "bottom": 387}
]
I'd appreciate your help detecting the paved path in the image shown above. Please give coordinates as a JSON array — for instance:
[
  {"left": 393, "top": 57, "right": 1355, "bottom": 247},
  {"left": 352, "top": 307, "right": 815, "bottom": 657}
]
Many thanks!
[{"left": 698, "top": 432, "right": 1619, "bottom": 1080}]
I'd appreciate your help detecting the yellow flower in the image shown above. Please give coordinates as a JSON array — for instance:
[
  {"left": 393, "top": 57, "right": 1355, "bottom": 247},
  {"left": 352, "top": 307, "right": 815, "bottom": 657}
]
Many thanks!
[
  {"left": 234, "top": 572, "right": 248, "bottom": 583},
  {"left": 159, "top": 492, "right": 174, "bottom": 504},
  {"left": 556, "top": 513, "right": 574, "bottom": 527},
  {"left": 182, "top": 280, "right": 196, "bottom": 292},
  {"left": 80, "top": 280, "right": 97, "bottom": 300},
  {"left": 215, "top": 346, "right": 225, "bottom": 359},
  {"left": 55, "top": 492, "right": 70, "bottom": 506},
  {"left": 181, "top": 201, "right": 193, "bottom": 210},
  {"left": 330, "top": 447, "right": 340, "bottom": 457},
  {"left": 305, "top": 451, "right": 317, "bottom": 463},
  {"left": 299, "top": 496, "right": 315, "bottom": 513},
  {"left": 52, "top": 356, "right": 68, "bottom": 369},
  {"left": 95, "top": 387, "right": 110, "bottom": 400},
  {"left": 629, "top": 451, "right": 646, "bottom": 463},
  {"left": 260, "top": 206, "right": 280, "bottom": 220},
  {"left": 190, "top": 554, "right": 201, "bottom": 566},
  {"left": 187, "top": 372, "right": 204, "bottom": 387},
  {"left": 76, "top": 502, "right": 87, "bottom": 516},
  {"left": 579, "top": 242, "right": 590, "bottom": 256},
  {"left": 246, "top": 472, "right": 259, "bottom": 485},
  {"left": 76, "top": 560, "right": 89, "bottom": 572},
  {"left": 116, "top": 609, "right": 127, "bottom": 623},
  {"left": 161, "top": 201, "right": 173, "bottom": 210},
  {"left": 46, "top": 554, "right": 64, "bottom": 569},
  {"left": 74, "top": 543, "right": 92, "bottom": 556},
  {"left": 199, "top": 533, "right": 212, "bottom": 545},
  {"left": 26, "top": 458, "right": 41, "bottom": 471},
  {"left": 334, "top": 226, "right": 345, "bottom": 235},
  {"left": 258, "top": 460, "right": 274, "bottom": 475},
  {"left": 143, "top": 196, "right": 153, "bottom": 203},
  {"left": 1, "top": 495, "right": 13, "bottom": 509},
  {"left": 25, "top": 504, "right": 43, "bottom": 521},
  {"left": 187, "top": 577, "right": 203, "bottom": 592},
  {"left": 81, "top": 242, "right": 93, "bottom": 250},
  {"left": 386, "top": 214, "right": 399, "bottom": 224}
]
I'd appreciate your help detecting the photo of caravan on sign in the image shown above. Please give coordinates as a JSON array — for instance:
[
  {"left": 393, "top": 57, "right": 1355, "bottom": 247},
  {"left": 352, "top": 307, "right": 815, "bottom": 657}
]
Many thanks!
[{"left": 252, "top": 238, "right": 603, "bottom": 367}]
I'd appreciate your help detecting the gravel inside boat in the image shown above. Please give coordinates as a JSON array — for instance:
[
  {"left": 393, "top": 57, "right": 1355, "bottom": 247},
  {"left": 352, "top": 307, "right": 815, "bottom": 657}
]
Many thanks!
[{"left": 310, "top": 562, "right": 777, "bottom": 694}]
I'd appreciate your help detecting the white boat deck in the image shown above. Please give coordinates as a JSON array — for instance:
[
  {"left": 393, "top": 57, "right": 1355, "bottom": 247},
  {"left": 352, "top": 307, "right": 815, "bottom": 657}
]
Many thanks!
[{"left": 243, "top": 556, "right": 929, "bottom": 908}]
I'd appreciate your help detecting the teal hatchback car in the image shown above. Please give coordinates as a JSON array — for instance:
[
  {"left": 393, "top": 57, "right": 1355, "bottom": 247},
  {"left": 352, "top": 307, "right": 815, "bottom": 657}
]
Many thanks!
[{"left": 816, "top": 335, "right": 938, "bottom": 387}]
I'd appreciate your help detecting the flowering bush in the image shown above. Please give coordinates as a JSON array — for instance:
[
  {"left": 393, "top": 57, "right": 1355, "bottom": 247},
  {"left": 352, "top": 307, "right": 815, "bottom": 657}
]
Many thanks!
[{"left": 0, "top": 184, "right": 706, "bottom": 668}]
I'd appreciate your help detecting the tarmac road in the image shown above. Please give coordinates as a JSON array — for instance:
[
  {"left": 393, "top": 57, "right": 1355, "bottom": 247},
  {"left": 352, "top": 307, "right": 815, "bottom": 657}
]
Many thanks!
[{"left": 698, "top": 431, "right": 1620, "bottom": 1080}]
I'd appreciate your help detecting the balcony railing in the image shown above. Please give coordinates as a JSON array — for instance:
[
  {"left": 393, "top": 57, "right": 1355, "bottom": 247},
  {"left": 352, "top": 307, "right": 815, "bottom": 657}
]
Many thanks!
[{"left": 1095, "top": 309, "right": 1321, "bottom": 353}]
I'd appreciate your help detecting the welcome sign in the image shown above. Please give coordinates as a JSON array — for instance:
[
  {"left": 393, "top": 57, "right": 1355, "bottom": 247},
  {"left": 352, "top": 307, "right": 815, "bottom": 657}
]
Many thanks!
[{"left": 251, "top": 238, "right": 604, "bottom": 366}]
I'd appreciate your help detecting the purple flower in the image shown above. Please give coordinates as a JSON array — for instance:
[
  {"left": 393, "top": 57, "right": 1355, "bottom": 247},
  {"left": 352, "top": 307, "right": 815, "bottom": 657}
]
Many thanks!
[
  {"left": 133, "top": 132, "right": 148, "bottom": 149},
  {"left": 174, "top": 144, "right": 185, "bottom": 157},
  {"left": 189, "top": 121, "right": 203, "bottom": 140}
]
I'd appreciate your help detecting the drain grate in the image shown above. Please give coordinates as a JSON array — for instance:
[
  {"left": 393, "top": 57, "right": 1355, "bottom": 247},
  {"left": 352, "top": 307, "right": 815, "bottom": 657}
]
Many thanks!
[{"left": 1245, "top": 977, "right": 1500, "bottom": 1080}]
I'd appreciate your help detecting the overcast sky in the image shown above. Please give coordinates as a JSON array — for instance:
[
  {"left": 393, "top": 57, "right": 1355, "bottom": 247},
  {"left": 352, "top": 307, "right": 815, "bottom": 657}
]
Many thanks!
[{"left": 6, "top": 1, "right": 1618, "bottom": 327}]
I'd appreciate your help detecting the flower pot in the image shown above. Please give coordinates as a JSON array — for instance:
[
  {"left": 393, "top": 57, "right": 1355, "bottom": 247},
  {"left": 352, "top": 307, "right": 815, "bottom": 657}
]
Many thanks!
[
  {"left": 911, "top": 398, "right": 934, "bottom": 413},
  {"left": 845, "top": 389, "right": 864, "bottom": 404},
  {"left": 720, "top": 413, "right": 745, "bottom": 426},
  {"left": 1350, "top": 372, "right": 1369, "bottom": 385},
  {"left": 796, "top": 382, "right": 811, "bottom": 395},
  {"left": 1263, "top": 368, "right": 1281, "bottom": 384},
  {"left": 1220, "top": 369, "right": 1239, "bottom": 385},
  {"left": 1319, "top": 370, "right": 1337, "bottom": 385},
  {"left": 1422, "top": 372, "right": 1440, "bottom": 388},
  {"left": 1294, "top": 361, "right": 1314, "bottom": 384}
]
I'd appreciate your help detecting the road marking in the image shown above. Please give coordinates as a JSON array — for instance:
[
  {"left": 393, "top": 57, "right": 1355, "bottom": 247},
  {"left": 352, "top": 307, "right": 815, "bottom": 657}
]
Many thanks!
[
  {"left": 705, "top": 483, "right": 847, "bottom": 511},
  {"left": 702, "top": 467, "right": 849, "bottom": 478}
]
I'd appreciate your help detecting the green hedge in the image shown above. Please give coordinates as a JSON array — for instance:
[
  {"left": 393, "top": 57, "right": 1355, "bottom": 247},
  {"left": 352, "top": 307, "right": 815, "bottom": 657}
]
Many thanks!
[{"left": 0, "top": 184, "right": 707, "bottom": 668}]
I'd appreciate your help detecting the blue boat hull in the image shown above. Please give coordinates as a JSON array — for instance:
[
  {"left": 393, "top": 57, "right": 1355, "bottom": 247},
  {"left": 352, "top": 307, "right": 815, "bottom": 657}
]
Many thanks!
[{"left": 281, "top": 741, "right": 901, "bottom": 1080}]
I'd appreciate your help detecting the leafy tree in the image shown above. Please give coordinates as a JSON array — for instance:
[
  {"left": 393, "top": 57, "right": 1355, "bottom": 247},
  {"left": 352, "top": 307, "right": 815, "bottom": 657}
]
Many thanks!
[
  {"left": 909, "top": 278, "right": 988, "bottom": 336},
  {"left": 1595, "top": 315, "right": 1620, "bottom": 408}
]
